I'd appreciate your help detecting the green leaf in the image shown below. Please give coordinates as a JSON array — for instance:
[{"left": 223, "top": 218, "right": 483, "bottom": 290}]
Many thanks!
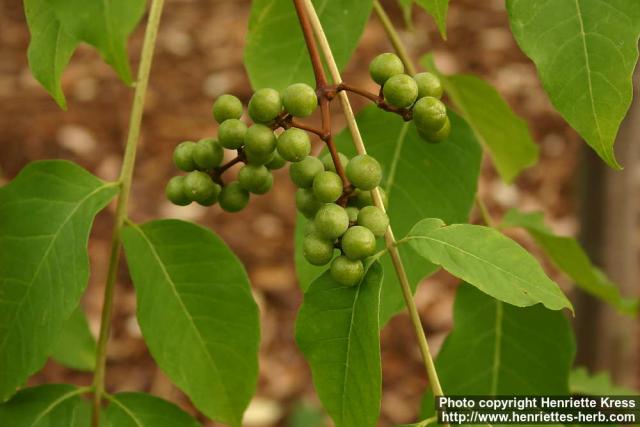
[
  {"left": 404, "top": 219, "right": 573, "bottom": 311},
  {"left": 23, "top": 0, "right": 78, "bottom": 109},
  {"left": 121, "top": 219, "right": 260, "bottom": 427},
  {"left": 506, "top": 0, "right": 640, "bottom": 169},
  {"left": 501, "top": 209, "right": 639, "bottom": 315},
  {"left": 22, "top": 0, "right": 145, "bottom": 106},
  {"left": 0, "top": 160, "right": 119, "bottom": 401},
  {"left": 415, "top": 0, "right": 448, "bottom": 39},
  {"left": 50, "top": 306, "right": 97, "bottom": 371},
  {"left": 569, "top": 367, "right": 638, "bottom": 396},
  {"left": 295, "top": 106, "right": 482, "bottom": 324},
  {"left": 422, "top": 54, "right": 538, "bottom": 182},
  {"left": 105, "top": 392, "right": 201, "bottom": 427},
  {"left": 245, "top": 0, "right": 373, "bottom": 91},
  {"left": 422, "top": 284, "right": 575, "bottom": 416},
  {"left": 295, "top": 262, "right": 383, "bottom": 427},
  {"left": 0, "top": 384, "right": 90, "bottom": 426}
]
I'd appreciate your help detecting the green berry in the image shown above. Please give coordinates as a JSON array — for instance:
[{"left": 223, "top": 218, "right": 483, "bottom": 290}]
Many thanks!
[
  {"left": 296, "top": 188, "right": 324, "bottom": 219},
  {"left": 303, "top": 233, "right": 335, "bottom": 266},
  {"left": 289, "top": 156, "right": 324, "bottom": 188},
  {"left": 312, "top": 171, "right": 343, "bottom": 203},
  {"left": 184, "top": 171, "right": 216, "bottom": 203},
  {"left": 330, "top": 256, "right": 364, "bottom": 286},
  {"left": 165, "top": 176, "right": 191, "bottom": 206},
  {"left": 413, "top": 72, "right": 443, "bottom": 99},
  {"left": 193, "top": 138, "right": 223, "bottom": 170},
  {"left": 219, "top": 119, "right": 248, "bottom": 149},
  {"left": 353, "top": 188, "right": 388, "bottom": 209},
  {"left": 418, "top": 115, "right": 451, "bottom": 143},
  {"left": 266, "top": 150, "right": 287, "bottom": 170},
  {"left": 341, "top": 225, "right": 377, "bottom": 260},
  {"left": 304, "top": 221, "right": 318, "bottom": 236},
  {"left": 173, "top": 141, "right": 197, "bottom": 171},
  {"left": 369, "top": 52, "right": 404, "bottom": 85},
  {"left": 413, "top": 96, "right": 447, "bottom": 133},
  {"left": 282, "top": 83, "right": 318, "bottom": 117},
  {"left": 321, "top": 152, "right": 349, "bottom": 173},
  {"left": 198, "top": 182, "right": 222, "bottom": 206},
  {"left": 248, "top": 88, "right": 282, "bottom": 123},
  {"left": 314, "top": 204, "right": 349, "bottom": 240},
  {"left": 238, "top": 164, "right": 272, "bottom": 194},
  {"left": 213, "top": 94, "right": 243, "bottom": 123},
  {"left": 245, "top": 149, "right": 275, "bottom": 165},
  {"left": 277, "top": 128, "right": 311, "bottom": 162},
  {"left": 245, "top": 124, "right": 276, "bottom": 158},
  {"left": 346, "top": 206, "right": 359, "bottom": 223},
  {"left": 219, "top": 181, "right": 250, "bottom": 212},
  {"left": 252, "top": 173, "right": 273, "bottom": 195},
  {"left": 346, "top": 154, "right": 382, "bottom": 191},
  {"left": 357, "top": 206, "right": 389, "bottom": 237},
  {"left": 383, "top": 74, "right": 418, "bottom": 108}
]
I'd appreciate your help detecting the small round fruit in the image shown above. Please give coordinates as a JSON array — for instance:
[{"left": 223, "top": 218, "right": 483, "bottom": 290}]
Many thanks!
[
  {"left": 193, "top": 138, "right": 223, "bottom": 170},
  {"left": 277, "top": 128, "right": 311, "bottom": 162},
  {"left": 197, "top": 182, "right": 222, "bottom": 206},
  {"left": 165, "top": 176, "right": 191, "bottom": 206},
  {"left": 330, "top": 256, "right": 364, "bottom": 286},
  {"left": 304, "top": 221, "right": 318, "bottom": 236},
  {"left": 313, "top": 171, "right": 343, "bottom": 203},
  {"left": 321, "top": 152, "right": 349, "bottom": 173},
  {"left": 413, "top": 72, "right": 443, "bottom": 99},
  {"left": 184, "top": 171, "right": 216, "bottom": 203},
  {"left": 213, "top": 94, "right": 243, "bottom": 123},
  {"left": 353, "top": 188, "right": 388, "bottom": 209},
  {"left": 418, "top": 116, "right": 451, "bottom": 143},
  {"left": 266, "top": 151, "right": 287, "bottom": 170},
  {"left": 245, "top": 124, "right": 277, "bottom": 156},
  {"left": 346, "top": 206, "right": 359, "bottom": 223},
  {"left": 282, "top": 83, "right": 318, "bottom": 117},
  {"left": 238, "top": 164, "right": 272, "bottom": 194},
  {"left": 248, "top": 88, "right": 282, "bottom": 123},
  {"left": 341, "top": 226, "right": 377, "bottom": 260},
  {"left": 303, "top": 233, "right": 335, "bottom": 266},
  {"left": 369, "top": 52, "right": 404, "bottom": 85},
  {"left": 173, "top": 141, "right": 197, "bottom": 171},
  {"left": 219, "top": 119, "right": 247, "bottom": 149},
  {"left": 296, "top": 188, "right": 323, "bottom": 219},
  {"left": 383, "top": 74, "right": 418, "bottom": 108},
  {"left": 346, "top": 154, "right": 382, "bottom": 190},
  {"left": 289, "top": 156, "right": 324, "bottom": 188},
  {"left": 252, "top": 173, "right": 273, "bottom": 195},
  {"left": 245, "top": 148, "right": 275, "bottom": 165},
  {"left": 413, "top": 96, "right": 447, "bottom": 133},
  {"left": 357, "top": 206, "right": 389, "bottom": 237},
  {"left": 314, "top": 204, "right": 349, "bottom": 240},
  {"left": 219, "top": 181, "right": 250, "bottom": 212}
]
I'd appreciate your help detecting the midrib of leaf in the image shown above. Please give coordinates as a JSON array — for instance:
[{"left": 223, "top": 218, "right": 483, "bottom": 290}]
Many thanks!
[
  {"left": 108, "top": 396, "right": 144, "bottom": 427},
  {"left": 573, "top": 0, "right": 604, "bottom": 156},
  {"left": 31, "top": 387, "right": 87, "bottom": 425},
  {"left": 339, "top": 284, "right": 362, "bottom": 425},
  {"left": 127, "top": 224, "right": 237, "bottom": 424},
  {"left": 490, "top": 300, "right": 503, "bottom": 395},
  {"left": 0, "top": 181, "right": 118, "bottom": 352},
  {"left": 384, "top": 122, "right": 409, "bottom": 199}
]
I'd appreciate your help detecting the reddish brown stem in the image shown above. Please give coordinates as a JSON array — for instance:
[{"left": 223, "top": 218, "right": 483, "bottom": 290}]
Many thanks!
[{"left": 332, "top": 83, "right": 413, "bottom": 121}]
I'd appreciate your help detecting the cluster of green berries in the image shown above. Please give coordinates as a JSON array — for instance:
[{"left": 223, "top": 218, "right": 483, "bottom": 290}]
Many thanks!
[
  {"left": 369, "top": 52, "right": 451, "bottom": 143},
  {"left": 165, "top": 82, "right": 319, "bottom": 211},
  {"left": 297, "top": 152, "right": 390, "bottom": 287}
]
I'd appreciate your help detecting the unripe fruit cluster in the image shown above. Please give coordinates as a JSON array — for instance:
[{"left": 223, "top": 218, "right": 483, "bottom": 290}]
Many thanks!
[
  {"left": 369, "top": 52, "right": 451, "bottom": 144},
  {"left": 296, "top": 151, "right": 390, "bottom": 287}
]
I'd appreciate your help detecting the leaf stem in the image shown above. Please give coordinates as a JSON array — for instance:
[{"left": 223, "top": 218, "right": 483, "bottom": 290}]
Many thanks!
[
  {"left": 475, "top": 195, "right": 496, "bottom": 228},
  {"left": 301, "top": 0, "right": 446, "bottom": 404},
  {"left": 91, "top": 0, "right": 165, "bottom": 425},
  {"left": 372, "top": 0, "right": 417, "bottom": 75}
]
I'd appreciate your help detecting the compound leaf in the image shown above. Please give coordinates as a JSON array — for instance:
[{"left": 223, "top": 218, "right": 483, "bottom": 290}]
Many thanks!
[
  {"left": 245, "top": 0, "right": 373, "bottom": 91},
  {"left": 105, "top": 392, "right": 201, "bottom": 427},
  {"left": 422, "top": 54, "right": 538, "bottom": 182},
  {"left": 405, "top": 219, "right": 573, "bottom": 311},
  {"left": 121, "top": 219, "right": 259, "bottom": 427},
  {"left": 0, "top": 160, "right": 118, "bottom": 401},
  {"left": 295, "top": 107, "right": 481, "bottom": 324},
  {"left": 501, "top": 209, "right": 638, "bottom": 315},
  {"left": 0, "top": 384, "right": 90, "bottom": 426},
  {"left": 415, "top": 0, "right": 448, "bottom": 39},
  {"left": 422, "top": 284, "right": 575, "bottom": 416},
  {"left": 296, "top": 262, "right": 383, "bottom": 427},
  {"left": 506, "top": 0, "right": 640, "bottom": 169},
  {"left": 50, "top": 306, "right": 97, "bottom": 372}
]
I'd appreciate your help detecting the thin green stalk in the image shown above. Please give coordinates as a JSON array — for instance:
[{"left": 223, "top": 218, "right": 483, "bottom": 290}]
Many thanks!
[
  {"left": 475, "top": 195, "right": 495, "bottom": 228},
  {"left": 373, "top": 0, "right": 416, "bottom": 75},
  {"left": 91, "top": 0, "right": 165, "bottom": 425}
]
